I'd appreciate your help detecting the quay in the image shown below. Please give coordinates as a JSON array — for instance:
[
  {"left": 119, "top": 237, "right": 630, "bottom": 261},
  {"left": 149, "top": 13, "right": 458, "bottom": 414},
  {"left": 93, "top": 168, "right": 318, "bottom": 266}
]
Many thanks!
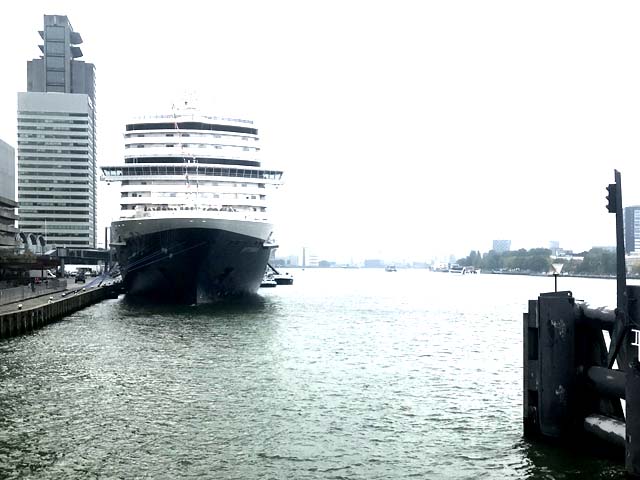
[{"left": 0, "top": 278, "right": 122, "bottom": 340}]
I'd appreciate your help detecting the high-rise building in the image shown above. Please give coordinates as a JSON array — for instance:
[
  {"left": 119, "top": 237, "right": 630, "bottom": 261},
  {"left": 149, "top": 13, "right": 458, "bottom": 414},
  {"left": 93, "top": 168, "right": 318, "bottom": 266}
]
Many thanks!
[
  {"left": 17, "top": 15, "right": 96, "bottom": 248},
  {"left": 492, "top": 239, "right": 511, "bottom": 253},
  {"left": 624, "top": 206, "right": 640, "bottom": 255},
  {"left": 0, "top": 138, "right": 18, "bottom": 249}
]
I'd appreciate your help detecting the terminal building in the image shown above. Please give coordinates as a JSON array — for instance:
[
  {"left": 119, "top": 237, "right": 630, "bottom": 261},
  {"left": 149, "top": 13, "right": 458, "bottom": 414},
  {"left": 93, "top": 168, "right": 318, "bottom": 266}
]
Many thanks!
[{"left": 17, "top": 14, "right": 97, "bottom": 248}]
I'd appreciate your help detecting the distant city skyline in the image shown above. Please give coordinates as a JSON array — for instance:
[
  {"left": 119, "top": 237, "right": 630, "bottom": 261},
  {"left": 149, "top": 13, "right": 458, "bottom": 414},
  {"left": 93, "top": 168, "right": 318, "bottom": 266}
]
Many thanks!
[
  {"left": 3, "top": 2, "right": 640, "bottom": 261},
  {"left": 276, "top": 235, "right": 613, "bottom": 268}
]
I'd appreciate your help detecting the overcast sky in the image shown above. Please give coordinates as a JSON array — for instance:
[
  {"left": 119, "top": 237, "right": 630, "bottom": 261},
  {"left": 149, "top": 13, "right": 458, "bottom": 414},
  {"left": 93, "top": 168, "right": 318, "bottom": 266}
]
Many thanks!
[{"left": 2, "top": 1, "right": 640, "bottom": 263}]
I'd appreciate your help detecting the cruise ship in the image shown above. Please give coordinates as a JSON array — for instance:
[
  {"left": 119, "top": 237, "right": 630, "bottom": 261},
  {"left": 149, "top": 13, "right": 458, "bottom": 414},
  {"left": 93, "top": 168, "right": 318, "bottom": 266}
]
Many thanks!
[{"left": 101, "top": 104, "right": 283, "bottom": 303}]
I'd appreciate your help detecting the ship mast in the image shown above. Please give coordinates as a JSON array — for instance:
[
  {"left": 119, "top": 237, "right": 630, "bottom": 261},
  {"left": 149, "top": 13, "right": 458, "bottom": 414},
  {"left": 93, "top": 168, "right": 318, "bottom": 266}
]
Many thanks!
[{"left": 172, "top": 100, "right": 199, "bottom": 209}]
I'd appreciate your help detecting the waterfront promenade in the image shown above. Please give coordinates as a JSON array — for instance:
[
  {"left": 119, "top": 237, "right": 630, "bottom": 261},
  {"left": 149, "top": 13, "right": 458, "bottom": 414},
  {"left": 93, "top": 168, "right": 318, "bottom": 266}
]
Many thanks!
[{"left": 0, "top": 275, "right": 121, "bottom": 339}]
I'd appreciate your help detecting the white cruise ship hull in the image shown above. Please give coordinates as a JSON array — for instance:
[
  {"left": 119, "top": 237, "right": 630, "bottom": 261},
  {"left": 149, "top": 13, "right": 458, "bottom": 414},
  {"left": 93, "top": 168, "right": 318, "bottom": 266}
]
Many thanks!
[
  {"left": 112, "top": 217, "right": 274, "bottom": 304},
  {"left": 101, "top": 105, "right": 284, "bottom": 304}
]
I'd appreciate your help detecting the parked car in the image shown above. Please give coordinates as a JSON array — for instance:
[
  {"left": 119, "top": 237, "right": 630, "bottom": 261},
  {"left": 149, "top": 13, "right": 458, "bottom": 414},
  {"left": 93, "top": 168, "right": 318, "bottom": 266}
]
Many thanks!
[{"left": 75, "top": 273, "right": 86, "bottom": 283}]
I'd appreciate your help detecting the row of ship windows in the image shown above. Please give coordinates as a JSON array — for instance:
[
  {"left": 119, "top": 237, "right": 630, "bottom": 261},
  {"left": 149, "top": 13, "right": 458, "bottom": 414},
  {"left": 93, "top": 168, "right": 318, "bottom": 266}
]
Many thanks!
[
  {"left": 126, "top": 144, "right": 256, "bottom": 151},
  {"left": 106, "top": 168, "right": 281, "bottom": 180},
  {"left": 121, "top": 205, "right": 266, "bottom": 212},
  {"left": 122, "top": 181, "right": 263, "bottom": 188},
  {"left": 128, "top": 133, "right": 257, "bottom": 141},
  {"left": 130, "top": 114, "right": 253, "bottom": 125},
  {"left": 123, "top": 192, "right": 264, "bottom": 200}
]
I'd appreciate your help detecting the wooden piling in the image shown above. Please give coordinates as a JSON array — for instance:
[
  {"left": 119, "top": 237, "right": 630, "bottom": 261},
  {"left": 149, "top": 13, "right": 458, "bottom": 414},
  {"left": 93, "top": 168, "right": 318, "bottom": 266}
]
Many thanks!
[{"left": 538, "top": 291, "right": 577, "bottom": 438}]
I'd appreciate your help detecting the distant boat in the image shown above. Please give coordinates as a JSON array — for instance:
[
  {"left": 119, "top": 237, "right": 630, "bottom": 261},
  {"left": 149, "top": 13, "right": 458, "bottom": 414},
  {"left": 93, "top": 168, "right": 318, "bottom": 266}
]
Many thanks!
[
  {"left": 449, "top": 264, "right": 478, "bottom": 274},
  {"left": 385, "top": 265, "right": 397, "bottom": 272},
  {"left": 449, "top": 264, "right": 464, "bottom": 274}
]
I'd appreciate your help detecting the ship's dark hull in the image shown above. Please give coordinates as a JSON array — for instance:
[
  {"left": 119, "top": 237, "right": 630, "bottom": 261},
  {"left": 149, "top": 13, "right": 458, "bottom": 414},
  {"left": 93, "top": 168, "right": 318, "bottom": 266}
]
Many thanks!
[{"left": 115, "top": 227, "right": 272, "bottom": 304}]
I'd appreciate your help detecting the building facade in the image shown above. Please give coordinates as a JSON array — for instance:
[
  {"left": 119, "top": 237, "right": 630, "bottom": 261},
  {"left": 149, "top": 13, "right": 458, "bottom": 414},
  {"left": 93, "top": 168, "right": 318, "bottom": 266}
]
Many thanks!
[
  {"left": 492, "top": 239, "right": 511, "bottom": 253},
  {"left": 0, "top": 139, "right": 18, "bottom": 248},
  {"left": 17, "top": 15, "right": 96, "bottom": 248},
  {"left": 625, "top": 206, "right": 640, "bottom": 255}
]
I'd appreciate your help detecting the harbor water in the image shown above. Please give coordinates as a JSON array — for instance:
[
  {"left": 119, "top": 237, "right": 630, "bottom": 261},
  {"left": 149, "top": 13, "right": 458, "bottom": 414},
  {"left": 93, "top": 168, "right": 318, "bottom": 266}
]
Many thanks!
[{"left": 0, "top": 269, "right": 628, "bottom": 479}]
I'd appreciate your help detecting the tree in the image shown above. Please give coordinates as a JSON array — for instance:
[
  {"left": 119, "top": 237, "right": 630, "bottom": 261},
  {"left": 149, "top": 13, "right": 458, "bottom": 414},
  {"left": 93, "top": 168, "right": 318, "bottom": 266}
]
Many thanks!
[{"left": 576, "top": 248, "right": 616, "bottom": 275}]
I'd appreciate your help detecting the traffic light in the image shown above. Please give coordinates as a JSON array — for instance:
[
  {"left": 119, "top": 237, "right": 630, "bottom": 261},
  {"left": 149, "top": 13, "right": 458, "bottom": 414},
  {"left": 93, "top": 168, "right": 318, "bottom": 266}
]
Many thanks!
[{"left": 606, "top": 183, "right": 617, "bottom": 213}]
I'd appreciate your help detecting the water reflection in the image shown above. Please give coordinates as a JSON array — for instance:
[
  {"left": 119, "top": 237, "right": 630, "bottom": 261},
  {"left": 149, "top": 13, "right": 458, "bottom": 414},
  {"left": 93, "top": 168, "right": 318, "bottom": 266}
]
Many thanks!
[{"left": 518, "top": 437, "right": 624, "bottom": 479}]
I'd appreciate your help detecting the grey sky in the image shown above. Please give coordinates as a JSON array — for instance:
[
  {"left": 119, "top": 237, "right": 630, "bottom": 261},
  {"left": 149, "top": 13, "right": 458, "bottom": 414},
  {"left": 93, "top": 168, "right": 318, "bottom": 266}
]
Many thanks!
[{"left": 2, "top": 1, "right": 640, "bottom": 262}]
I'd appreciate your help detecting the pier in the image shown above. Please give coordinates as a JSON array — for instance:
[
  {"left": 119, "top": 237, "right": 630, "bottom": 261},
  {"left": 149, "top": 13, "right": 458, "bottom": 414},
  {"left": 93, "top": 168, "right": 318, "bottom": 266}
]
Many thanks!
[
  {"left": 0, "top": 280, "right": 121, "bottom": 340},
  {"left": 523, "top": 170, "right": 640, "bottom": 476}
]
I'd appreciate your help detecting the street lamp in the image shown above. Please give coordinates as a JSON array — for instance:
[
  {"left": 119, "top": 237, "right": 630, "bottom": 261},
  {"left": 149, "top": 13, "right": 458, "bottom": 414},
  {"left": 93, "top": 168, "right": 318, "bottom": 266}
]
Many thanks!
[{"left": 551, "top": 263, "right": 564, "bottom": 292}]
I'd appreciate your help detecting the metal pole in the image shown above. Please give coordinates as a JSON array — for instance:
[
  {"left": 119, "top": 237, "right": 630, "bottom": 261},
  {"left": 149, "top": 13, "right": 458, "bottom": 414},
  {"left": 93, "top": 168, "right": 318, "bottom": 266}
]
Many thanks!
[
  {"left": 614, "top": 170, "right": 627, "bottom": 313},
  {"left": 607, "top": 170, "right": 629, "bottom": 369}
]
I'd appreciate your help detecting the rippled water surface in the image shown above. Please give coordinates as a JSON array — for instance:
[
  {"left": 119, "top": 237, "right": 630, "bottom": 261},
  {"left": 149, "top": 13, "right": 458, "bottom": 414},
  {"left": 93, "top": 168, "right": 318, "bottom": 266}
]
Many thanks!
[{"left": 0, "top": 270, "right": 629, "bottom": 478}]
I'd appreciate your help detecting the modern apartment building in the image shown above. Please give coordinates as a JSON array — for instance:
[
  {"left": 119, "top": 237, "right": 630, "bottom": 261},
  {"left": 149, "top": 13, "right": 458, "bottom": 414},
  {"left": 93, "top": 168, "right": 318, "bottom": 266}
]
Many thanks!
[
  {"left": 625, "top": 206, "right": 640, "bottom": 255},
  {"left": 0, "top": 138, "right": 18, "bottom": 249},
  {"left": 17, "top": 15, "right": 96, "bottom": 248}
]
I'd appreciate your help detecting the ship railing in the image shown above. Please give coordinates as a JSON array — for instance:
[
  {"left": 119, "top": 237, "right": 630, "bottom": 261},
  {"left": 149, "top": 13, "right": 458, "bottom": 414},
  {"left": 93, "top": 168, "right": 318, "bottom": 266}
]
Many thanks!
[
  {"left": 130, "top": 113, "right": 254, "bottom": 125},
  {"left": 120, "top": 208, "right": 269, "bottom": 223}
]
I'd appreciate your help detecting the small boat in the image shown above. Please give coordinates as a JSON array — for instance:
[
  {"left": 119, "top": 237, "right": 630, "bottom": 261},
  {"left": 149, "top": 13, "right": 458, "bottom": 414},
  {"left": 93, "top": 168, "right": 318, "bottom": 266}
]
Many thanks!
[
  {"left": 385, "top": 265, "right": 397, "bottom": 272},
  {"left": 273, "top": 272, "right": 294, "bottom": 285},
  {"left": 450, "top": 264, "right": 478, "bottom": 274},
  {"left": 266, "top": 263, "right": 294, "bottom": 285},
  {"left": 260, "top": 273, "right": 277, "bottom": 288}
]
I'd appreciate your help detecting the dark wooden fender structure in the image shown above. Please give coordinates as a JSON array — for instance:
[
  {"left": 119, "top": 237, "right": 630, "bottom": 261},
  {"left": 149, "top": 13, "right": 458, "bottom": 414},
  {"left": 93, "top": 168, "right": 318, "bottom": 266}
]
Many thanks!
[{"left": 524, "top": 170, "right": 640, "bottom": 476}]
